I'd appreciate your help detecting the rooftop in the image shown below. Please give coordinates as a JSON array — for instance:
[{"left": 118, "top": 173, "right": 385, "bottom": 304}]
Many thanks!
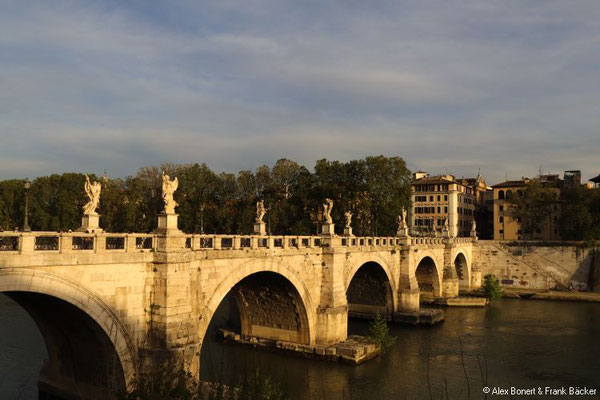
[{"left": 491, "top": 180, "right": 528, "bottom": 188}]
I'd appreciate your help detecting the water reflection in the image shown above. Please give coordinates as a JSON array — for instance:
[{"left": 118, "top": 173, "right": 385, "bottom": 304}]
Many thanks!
[
  {"left": 0, "top": 294, "right": 47, "bottom": 400},
  {"left": 200, "top": 298, "right": 600, "bottom": 399}
]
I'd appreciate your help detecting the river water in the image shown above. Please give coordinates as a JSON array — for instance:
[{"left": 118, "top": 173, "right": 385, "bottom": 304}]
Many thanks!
[{"left": 1, "top": 293, "right": 599, "bottom": 399}]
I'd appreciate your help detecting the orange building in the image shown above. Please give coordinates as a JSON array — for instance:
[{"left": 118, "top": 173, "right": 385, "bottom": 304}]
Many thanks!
[{"left": 410, "top": 172, "right": 486, "bottom": 237}]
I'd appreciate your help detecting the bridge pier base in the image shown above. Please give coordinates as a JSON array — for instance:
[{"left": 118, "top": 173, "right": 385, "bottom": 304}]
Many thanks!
[
  {"left": 442, "top": 277, "right": 460, "bottom": 298},
  {"left": 471, "top": 263, "right": 482, "bottom": 289},
  {"left": 315, "top": 305, "right": 348, "bottom": 345},
  {"left": 398, "top": 288, "right": 420, "bottom": 312}
]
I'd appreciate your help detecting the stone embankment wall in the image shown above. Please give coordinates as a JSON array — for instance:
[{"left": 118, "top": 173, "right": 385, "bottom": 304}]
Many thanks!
[{"left": 475, "top": 240, "right": 600, "bottom": 291}]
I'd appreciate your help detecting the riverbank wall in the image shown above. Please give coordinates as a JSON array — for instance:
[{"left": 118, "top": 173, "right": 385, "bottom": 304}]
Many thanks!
[{"left": 475, "top": 240, "right": 600, "bottom": 292}]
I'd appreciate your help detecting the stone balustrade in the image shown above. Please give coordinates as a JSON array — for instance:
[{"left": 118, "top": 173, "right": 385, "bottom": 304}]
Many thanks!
[
  {"left": 0, "top": 231, "right": 156, "bottom": 254},
  {"left": 0, "top": 231, "right": 477, "bottom": 255}
]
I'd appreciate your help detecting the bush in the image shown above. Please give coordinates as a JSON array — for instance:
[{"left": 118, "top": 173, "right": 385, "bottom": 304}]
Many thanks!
[
  {"left": 367, "top": 314, "right": 397, "bottom": 354},
  {"left": 482, "top": 274, "right": 502, "bottom": 301}
]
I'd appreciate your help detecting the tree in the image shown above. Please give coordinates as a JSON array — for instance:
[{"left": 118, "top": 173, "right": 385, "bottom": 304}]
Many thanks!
[
  {"left": 367, "top": 313, "right": 397, "bottom": 354},
  {"left": 507, "top": 180, "right": 556, "bottom": 239},
  {"left": 559, "top": 186, "right": 600, "bottom": 241},
  {"left": 0, "top": 156, "right": 413, "bottom": 236}
]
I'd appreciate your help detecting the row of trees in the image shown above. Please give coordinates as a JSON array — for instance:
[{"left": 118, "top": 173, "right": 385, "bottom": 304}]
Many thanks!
[
  {"left": 0, "top": 156, "right": 412, "bottom": 236},
  {"left": 507, "top": 180, "right": 600, "bottom": 242}
]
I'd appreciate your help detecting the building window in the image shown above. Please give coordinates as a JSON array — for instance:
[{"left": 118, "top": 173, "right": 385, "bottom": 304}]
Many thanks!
[
  {"left": 498, "top": 190, "right": 505, "bottom": 199},
  {"left": 429, "top": 195, "right": 434, "bottom": 202},
  {"left": 499, "top": 216, "right": 504, "bottom": 223},
  {"left": 499, "top": 229, "right": 504, "bottom": 234},
  {"left": 437, "top": 206, "right": 441, "bottom": 213},
  {"left": 499, "top": 205, "right": 503, "bottom": 211},
  {"left": 437, "top": 195, "right": 441, "bottom": 201},
  {"left": 444, "top": 206, "right": 448, "bottom": 213},
  {"left": 444, "top": 195, "right": 448, "bottom": 201}
]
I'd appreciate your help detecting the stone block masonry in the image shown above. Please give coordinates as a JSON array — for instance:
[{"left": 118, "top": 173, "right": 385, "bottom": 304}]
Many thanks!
[
  {"left": 0, "top": 230, "right": 479, "bottom": 399},
  {"left": 476, "top": 240, "right": 600, "bottom": 291}
]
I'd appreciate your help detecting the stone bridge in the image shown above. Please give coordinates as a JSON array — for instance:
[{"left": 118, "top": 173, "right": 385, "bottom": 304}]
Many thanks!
[{"left": 0, "top": 227, "right": 479, "bottom": 399}]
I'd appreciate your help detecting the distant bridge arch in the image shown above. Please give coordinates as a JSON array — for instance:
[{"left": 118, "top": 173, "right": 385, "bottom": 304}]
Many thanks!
[
  {"left": 199, "top": 258, "right": 316, "bottom": 348},
  {"left": 415, "top": 255, "right": 443, "bottom": 298}
]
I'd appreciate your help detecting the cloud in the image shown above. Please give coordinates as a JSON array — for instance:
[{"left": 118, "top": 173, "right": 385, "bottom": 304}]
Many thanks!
[{"left": 0, "top": 0, "right": 599, "bottom": 183}]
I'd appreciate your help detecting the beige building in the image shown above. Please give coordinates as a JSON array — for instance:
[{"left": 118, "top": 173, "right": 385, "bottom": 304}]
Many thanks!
[
  {"left": 492, "top": 179, "right": 561, "bottom": 241},
  {"left": 410, "top": 172, "right": 486, "bottom": 237}
]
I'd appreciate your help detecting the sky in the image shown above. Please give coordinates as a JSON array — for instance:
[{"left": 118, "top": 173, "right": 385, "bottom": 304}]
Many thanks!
[{"left": 1, "top": 0, "right": 599, "bottom": 185}]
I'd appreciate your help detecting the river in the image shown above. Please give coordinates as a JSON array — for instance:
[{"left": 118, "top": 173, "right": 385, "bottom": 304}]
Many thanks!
[{"left": 1, "top": 293, "right": 599, "bottom": 399}]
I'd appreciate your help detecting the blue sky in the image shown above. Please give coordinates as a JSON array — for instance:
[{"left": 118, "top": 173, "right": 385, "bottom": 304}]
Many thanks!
[{"left": 1, "top": 0, "right": 599, "bottom": 184}]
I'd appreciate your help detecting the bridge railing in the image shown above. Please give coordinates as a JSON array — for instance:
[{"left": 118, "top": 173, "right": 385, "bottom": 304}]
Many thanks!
[
  {"left": 0, "top": 231, "right": 158, "bottom": 254},
  {"left": 186, "top": 234, "right": 323, "bottom": 250},
  {"left": 408, "top": 236, "right": 474, "bottom": 245},
  {"left": 0, "top": 231, "right": 475, "bottom": 255}
]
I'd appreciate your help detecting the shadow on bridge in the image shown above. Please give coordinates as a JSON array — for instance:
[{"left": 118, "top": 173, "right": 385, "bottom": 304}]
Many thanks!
[
  {"left": 4, "top": 291, "right": 126, "bottom": 400},
  {"left": 415, "top": 256, "right": 441, "bottom": 300},
  {"left": 346, "top": 262, "right": 394, "bottom": 321},
  {"left": 200, "top": 271, "right": 311, "bottom": 381}
]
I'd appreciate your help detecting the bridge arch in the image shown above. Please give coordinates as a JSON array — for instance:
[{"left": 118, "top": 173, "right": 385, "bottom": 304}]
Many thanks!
[
  {"left": 453, "top": 251, "right": 471, "bottom": 290},
  {"left": 415, "top": 255, "right": 442, "bottom": 298},
  {"left": 199, "top": 259, "right": 316, "bottom": 351},
  {"left": 0, "top": 269, "right": 136, "bottom": 398},
  {"left": 345, "top": 260, "right": 397, "bottom": 318}
]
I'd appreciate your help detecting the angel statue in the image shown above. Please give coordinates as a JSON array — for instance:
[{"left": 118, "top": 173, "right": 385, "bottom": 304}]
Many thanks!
[
  {"left": 323, "top": 198, "right": 334, "bottom": 224},
  {"left": 344, "top": 211, "right": 353, "bottom": 228},
  {"left": 161, "top": 172, "right": 179, "bottom": 214},
  {"left": 256, "top": 200, "right": 266, "bottom": 223},
  {"left": 399, "top": 207, "right": 408, "bottom": 229},
  {"left": 470, "top": 219, "right": 477, "bottom": 234},
  {"left": 83, "top": 175, "right": 101, "bottom": 215}
]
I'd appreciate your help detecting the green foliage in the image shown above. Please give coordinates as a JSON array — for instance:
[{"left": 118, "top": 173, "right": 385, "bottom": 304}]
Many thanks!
[
  {"left": 482, "top": 274, "right": 502, "bottom": 301},
  {"left": 506, "top": 180, "right": 557, "bottom": 239},
  {"left": 238, "top": 370, "right": 286, "bottom": 400},
  {"left": 124, "top": 366, "right": 286, "bottom": 400},
  {"left": 559, "top": 186, "right": 600, "bottom": 241},
  {"left": 125, "top": 367, "right": 200, "bottom": 400},
  {"left": 0, "top": 156, "right": 412, "bottom": 236},
  {"left": 367, "top": 314, "right": 397, "bottom": 355}
]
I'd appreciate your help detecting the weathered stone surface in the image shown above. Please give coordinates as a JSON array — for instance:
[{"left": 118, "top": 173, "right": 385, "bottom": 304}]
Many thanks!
[{"left": 0, "top": 230, "right": 482, "bottom": 399}]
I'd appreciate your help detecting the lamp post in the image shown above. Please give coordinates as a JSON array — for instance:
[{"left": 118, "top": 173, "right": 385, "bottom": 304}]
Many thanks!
[
  {"left": 22, "top": 178, "right": 31, "bottom": 232},
  {"left": 200, "top": 204, "right": 205, "bottom": 234}
]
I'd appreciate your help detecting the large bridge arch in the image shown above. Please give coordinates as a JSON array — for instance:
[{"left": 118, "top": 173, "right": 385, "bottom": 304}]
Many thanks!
[
  {"left": 345, "top": 259, "right": 397, "bottom": 318},
  {"left": 414, "top": 254, "right": 443, "bottom": 298},
  {"left": 0, "top": 269, "right": 137, "bottom": 398},
  {"left": 199, "top": 259, "right": 317, "bottom": 350}
]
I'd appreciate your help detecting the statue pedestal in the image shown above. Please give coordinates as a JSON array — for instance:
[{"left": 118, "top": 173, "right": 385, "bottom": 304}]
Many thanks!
[
  {"left": 156, "top": 213, "right": 181, "bottom": 234},
  {"left": 254, "top": 222, "right": 266, "bottom": 236},
  {"left": 79, "top": 213, "right": 103, "bottom": 233},
  {"left": 321, "top": 223, "right": 335, "bottom": 236},
  {"left": 343, "top": 227, "right": 353, "bottom": 237},
  {"left": 396, "top": 227, "right": 410, "bottom": 238}
]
